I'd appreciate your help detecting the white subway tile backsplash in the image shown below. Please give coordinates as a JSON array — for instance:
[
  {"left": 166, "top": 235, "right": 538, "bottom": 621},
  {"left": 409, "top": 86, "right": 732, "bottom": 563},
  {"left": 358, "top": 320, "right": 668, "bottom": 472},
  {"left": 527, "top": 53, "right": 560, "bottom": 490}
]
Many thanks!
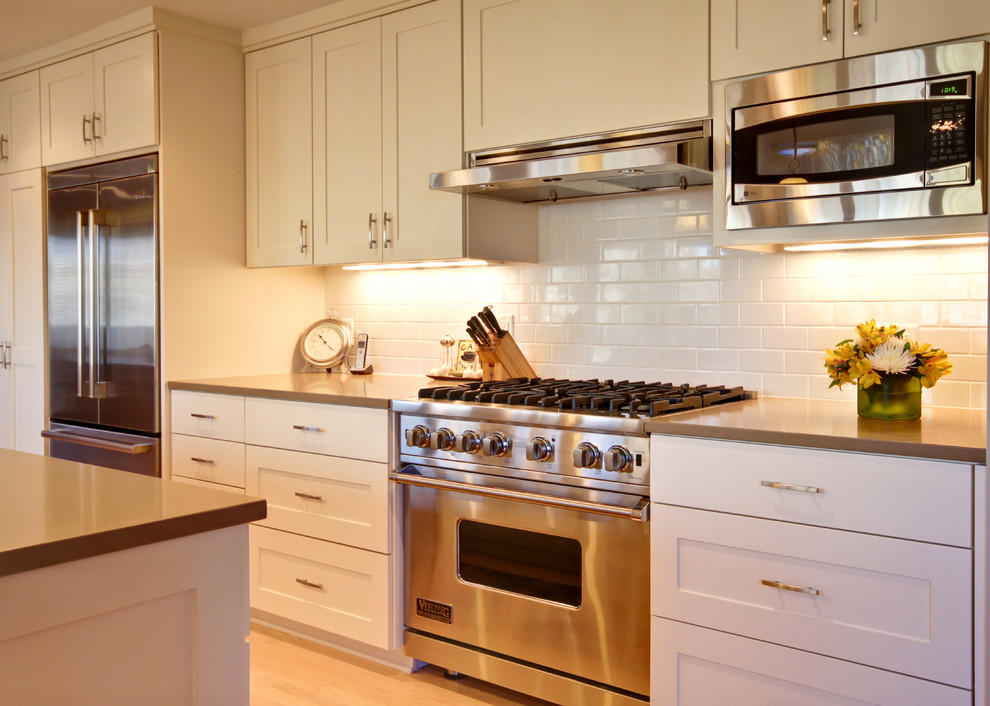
[{"left": 328, "top": 190, "right": 987, "bottom": 409}]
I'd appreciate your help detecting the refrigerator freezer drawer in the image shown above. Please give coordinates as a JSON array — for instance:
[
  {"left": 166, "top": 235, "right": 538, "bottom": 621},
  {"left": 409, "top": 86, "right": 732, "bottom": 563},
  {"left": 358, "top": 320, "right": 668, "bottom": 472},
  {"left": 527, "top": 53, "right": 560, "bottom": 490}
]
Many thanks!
[{"left": 45, "top": 423, "right": 160, "bottom": 476}]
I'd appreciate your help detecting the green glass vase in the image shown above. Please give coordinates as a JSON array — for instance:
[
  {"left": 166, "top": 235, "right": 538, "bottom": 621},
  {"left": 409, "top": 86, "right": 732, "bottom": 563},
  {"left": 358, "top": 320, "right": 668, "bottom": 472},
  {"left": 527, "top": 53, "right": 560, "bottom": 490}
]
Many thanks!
[{"left": 857, "top": 374, "right": 922, "bottom": 420}]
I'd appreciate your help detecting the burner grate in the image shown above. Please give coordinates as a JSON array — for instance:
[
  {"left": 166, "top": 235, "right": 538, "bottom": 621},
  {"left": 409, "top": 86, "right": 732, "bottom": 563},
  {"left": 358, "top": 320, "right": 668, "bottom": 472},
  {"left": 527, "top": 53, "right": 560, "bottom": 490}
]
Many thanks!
[{"left": 419, "top": 378, "right": 749, "bottom": 418}]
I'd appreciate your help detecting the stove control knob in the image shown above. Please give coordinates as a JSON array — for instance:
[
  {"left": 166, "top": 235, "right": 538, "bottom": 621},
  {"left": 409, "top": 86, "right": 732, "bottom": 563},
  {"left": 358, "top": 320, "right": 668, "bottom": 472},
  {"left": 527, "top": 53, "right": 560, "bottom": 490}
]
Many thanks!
[
  {"left": 483, "top": 432, "right": 512, "bottom": 457},
  {"left": 572, "top": 442, "right": 601, "bottom": 469},
  {"left": 604, "top": 445, "right": 634, "bottom": 473},
  {"left": 526, "top": 436, "right": 554, "bottom": 462},
  {"left": 404, "top": 425, "right": 431, "bottom": 449},
  {"left": 455, "top": 430, "right": 483, "bottom": 454},
  {"left": 429, "top": 427, "right": 456, "bottom": 452}
]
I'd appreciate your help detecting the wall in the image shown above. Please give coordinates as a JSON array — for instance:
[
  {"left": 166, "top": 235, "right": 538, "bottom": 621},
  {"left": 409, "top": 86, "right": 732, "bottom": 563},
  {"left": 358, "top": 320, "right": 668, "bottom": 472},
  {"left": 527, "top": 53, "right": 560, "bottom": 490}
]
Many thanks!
[{"left": 325, "top": 188, "right": 988, "bottom": 409}]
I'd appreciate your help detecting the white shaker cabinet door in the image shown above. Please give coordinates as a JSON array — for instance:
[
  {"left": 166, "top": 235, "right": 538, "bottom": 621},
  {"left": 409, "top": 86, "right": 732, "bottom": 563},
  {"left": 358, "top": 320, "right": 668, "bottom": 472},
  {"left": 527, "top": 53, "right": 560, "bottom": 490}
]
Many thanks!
[
  {"left": 246, "top": 37, "right": 313, "bottom": 267},
  {"left": 0, "top": 71, "right": 41, "bottom": 174},
  {"left": 380, "top": 0, "right": 463, "bottom": 263},
  {"left": 40, "top": 53, "right": 94, "bottom": 165},
  {"left": 312, "top": 19, "right": 383, "bottom": 265},
  {"left": 843, "top": 0, "right": 990, "bottom": 58},
  {"left": 463, "top": 0, "right": 708, "bottom": 150},
  {"left": 93, "top": 33, "right": 158, "bottom": 157}
]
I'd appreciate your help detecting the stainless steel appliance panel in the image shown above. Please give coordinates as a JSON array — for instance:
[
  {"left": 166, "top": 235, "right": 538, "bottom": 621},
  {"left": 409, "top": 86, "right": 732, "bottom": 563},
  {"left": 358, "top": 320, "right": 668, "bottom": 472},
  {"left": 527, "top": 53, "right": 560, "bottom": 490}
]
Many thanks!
[
  {"left": 44, "top": 422, "right": 160, "bottom": 477},
  {"left": 400, "top": 466, "right": 650, "bottom": 697}
]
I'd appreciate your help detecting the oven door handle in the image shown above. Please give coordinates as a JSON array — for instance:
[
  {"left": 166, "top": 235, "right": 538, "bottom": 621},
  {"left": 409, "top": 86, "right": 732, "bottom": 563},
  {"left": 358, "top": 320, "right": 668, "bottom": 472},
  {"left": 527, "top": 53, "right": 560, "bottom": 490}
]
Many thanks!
[{"left": 391, "top": 470, "right": 649, "bottom": 522}]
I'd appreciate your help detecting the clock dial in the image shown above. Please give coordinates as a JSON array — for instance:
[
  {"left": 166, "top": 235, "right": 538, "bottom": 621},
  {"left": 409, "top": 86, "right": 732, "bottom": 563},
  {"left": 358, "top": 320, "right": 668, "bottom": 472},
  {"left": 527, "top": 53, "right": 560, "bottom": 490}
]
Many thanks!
[{"left": 300, "top": 319, "right": 352, "bottom": 368}]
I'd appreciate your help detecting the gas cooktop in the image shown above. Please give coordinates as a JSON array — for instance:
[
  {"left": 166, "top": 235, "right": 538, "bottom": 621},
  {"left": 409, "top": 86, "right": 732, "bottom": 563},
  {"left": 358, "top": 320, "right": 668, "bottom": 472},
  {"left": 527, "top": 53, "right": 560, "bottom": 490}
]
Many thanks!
[{"left": 417, "top": 377, "right": 753, "bottom": 419}]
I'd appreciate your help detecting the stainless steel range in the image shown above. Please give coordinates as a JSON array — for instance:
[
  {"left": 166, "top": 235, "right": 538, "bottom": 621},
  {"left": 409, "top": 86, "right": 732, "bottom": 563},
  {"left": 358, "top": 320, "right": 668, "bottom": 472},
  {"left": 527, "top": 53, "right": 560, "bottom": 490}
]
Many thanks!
[{"left": 391, "top": 378, "right": 752, "bottom": 706}]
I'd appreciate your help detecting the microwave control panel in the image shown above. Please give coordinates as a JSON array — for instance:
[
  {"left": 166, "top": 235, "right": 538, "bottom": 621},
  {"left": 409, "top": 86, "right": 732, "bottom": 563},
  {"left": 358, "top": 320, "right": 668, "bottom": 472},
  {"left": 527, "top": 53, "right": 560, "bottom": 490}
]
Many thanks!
[{"left": 926, "top": 75, "right": 974, "bottom": 170}]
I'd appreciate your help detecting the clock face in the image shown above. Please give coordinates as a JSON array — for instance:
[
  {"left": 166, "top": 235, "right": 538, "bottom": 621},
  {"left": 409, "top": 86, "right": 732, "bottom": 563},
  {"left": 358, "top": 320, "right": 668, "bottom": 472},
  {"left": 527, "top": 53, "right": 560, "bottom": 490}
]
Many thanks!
[{"left": 300, "top": 319, "right": 352, "bottom": 368}]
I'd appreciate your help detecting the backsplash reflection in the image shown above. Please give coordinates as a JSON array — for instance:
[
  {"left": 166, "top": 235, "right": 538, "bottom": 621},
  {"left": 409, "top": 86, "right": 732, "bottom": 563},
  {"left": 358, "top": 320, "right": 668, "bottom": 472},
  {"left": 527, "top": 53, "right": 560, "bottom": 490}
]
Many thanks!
[{"left": 326, "top": 189, "right": 988, "bottom": 409}]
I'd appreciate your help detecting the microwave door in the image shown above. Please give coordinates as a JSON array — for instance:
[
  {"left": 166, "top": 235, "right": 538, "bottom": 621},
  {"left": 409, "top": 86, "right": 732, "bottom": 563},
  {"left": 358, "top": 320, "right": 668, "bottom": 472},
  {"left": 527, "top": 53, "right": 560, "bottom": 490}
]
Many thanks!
[
  {"left": 47, "top": 185, "right": 100, "bottom": 426},
  {"left": 95, "top": 173, "right": 159, "bottom": 434}
]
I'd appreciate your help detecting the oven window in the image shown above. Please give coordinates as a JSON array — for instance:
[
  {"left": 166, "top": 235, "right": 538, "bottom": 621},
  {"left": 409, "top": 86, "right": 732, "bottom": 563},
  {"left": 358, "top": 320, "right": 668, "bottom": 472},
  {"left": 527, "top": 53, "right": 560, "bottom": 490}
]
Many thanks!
[
  {"left": 756, "top": 115, "right": 895, "bottom": 175},
  {"left": 457, "top": 520, "right": 582, "bottom": 607}
]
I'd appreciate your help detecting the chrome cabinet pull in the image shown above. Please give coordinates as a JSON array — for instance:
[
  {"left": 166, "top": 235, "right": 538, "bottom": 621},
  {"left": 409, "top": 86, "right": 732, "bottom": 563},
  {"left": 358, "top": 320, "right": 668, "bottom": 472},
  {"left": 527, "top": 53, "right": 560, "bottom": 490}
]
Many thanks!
[
  {"left": 0, "top": 341, "right": 10, "bottom": 369},
  {"left": 761, "top": 579, "right": 821, "bottom": 596},
  {"left": 0, "top": 134, "right": 8, "bottom": 161},
  {"left": 821, "top": 0, "right": 830, "bottom": 40},
  {"left": 92, "top": 113, "right": 101, "bottom": 141},
  {"left": 294, "top": 491, "right": 323, "bottom": 501},
  {"left": 295, "top": 578, "right": 324, "bottom": 590},
  {"left": 852, "top": 0, "right": 861, "bottom": 35},
  {"left": 82, "top": 114, "right": 92, "bottom": 144},
  {"left": 298, "top": 219, "right": 307, "bottom": 253},
  {"left": 190, "top": 457, "right": 215, "bottom": 464},
  {"left": 190, "top": 412, "right": 216, "bottom": 420},
  {"left": 383, "top": 211, "right": 392, "bottom": 248},
  {"left": 292, "top": 424, "right": 324, "bottom": 433},
  {"left": 761, "top": 480, "right": 824, "bottom": 494},
  {"left": 368, "top": 213, "right": 377, "bottom": 249}
]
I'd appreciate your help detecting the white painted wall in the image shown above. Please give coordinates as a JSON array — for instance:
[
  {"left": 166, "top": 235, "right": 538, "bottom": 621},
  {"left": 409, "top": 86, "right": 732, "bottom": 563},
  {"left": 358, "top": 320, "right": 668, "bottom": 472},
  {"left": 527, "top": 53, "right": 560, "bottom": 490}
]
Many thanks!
[{"left": 326, "top": 188, "right": 988, "bottom": 409}]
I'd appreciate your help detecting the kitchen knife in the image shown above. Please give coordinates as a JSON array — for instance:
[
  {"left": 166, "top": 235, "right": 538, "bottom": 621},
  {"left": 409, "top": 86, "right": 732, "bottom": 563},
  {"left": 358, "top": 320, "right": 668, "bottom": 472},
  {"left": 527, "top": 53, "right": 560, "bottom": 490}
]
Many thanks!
[
  {"left": 467, "top": 318, "right": 493, "bottom": 349},
  {"left": 466, "top": 327, "right": 488, "bottom": 350},
  {"left": 479, "top": 306, "right": 507, "bottom": 338}
]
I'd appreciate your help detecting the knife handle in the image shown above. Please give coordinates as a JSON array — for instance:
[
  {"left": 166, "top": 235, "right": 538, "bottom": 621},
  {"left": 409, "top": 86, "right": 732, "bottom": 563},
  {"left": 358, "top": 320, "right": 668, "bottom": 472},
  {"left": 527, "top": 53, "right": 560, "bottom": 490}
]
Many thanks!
[{"left": 480, "top": 306, "right": 506, "bottom": 337}]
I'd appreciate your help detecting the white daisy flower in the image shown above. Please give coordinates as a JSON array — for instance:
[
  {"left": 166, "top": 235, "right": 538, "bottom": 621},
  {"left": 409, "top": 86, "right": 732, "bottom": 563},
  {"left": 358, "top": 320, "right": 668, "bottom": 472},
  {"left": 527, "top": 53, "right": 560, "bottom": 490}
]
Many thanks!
[{"left": 865, "top": 339, "right": 915, "bottom": 374}]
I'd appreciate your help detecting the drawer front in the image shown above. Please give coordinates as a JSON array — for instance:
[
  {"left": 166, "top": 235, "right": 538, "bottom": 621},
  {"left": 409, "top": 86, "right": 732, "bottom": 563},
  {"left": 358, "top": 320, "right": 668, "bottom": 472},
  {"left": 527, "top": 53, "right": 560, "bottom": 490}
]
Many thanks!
[
  {"left": 171, "top": 434, "right": 246, "bottom": 488},
  {"left": 171, "top": 391, "right": 245, "bottom": 442},
  {"left": 245, "top": 397, "right": 387, "bottom": 462},
  {"left": 651, "top": 436, "right": 972, "bottom": 546},
  {"left": 246, "top": 445, "right": 388, "bottom": 552},
  {"left": 249, "top": 525, "right": 392, "bottom": 649},
  {"left": 651, "top": 618, "right": 971, "bottom": 706},
  {"left": 652, "top": 505, "right": 972, "bottom": 688},
  {"left": 170, "top": 474, "right": 246, "bottom": 494}
]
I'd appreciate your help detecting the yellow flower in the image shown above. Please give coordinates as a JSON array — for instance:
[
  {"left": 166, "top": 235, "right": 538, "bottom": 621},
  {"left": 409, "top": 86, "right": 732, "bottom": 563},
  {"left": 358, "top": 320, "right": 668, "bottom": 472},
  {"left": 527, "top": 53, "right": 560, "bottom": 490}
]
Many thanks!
[{"left": 825, "top": 320, "right": 950, "bottom": 391}]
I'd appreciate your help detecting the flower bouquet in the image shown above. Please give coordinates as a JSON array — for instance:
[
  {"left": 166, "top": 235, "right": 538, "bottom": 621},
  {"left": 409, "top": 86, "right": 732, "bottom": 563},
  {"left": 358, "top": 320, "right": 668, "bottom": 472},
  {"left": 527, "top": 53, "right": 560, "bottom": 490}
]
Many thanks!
[{"left": 824, "top": 320, "right": 952, "bottom": 419}]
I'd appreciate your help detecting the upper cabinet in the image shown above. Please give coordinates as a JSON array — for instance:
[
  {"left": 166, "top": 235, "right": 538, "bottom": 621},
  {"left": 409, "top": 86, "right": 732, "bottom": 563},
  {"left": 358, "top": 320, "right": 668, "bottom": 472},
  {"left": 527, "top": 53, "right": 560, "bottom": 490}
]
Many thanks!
[
  {"left": 39, "top": 33, "right": 158, "bottom": 166},
  {"left": 462, "top": 0, "right": 709, "bottom": 151},
  {"left": 712, "top": 0, "right": 990, "bottom": 81},
  {"left": 245, "top": 37, "right": 313, "bottom": 268},
  {"left": 313, "top": 0, "right": 463, "bottom": 265},
  {"left": 0, "top": 72, "right": 41, "bottom": 174}
]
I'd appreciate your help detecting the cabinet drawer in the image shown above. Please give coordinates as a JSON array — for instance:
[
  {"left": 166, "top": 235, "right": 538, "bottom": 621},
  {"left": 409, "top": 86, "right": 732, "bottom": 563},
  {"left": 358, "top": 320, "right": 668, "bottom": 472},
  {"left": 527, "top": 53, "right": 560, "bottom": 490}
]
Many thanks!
[
  {"left": 171, "top": 434, "right": 246, "bottom": 488},
  {"left": 651, "top": 617, "right": 971, "bottom": 706},
  {"left": 249, "top": 525, "right": 392, "bottom": 649},
  {"left": 244, "top": 397, "right": 387, "bottom": 462},
  {"left": 246, "top": 445, "right": 388, "bottom": 552},
  {"left": 170, "top": 474, "right": 246, "bottom": 494},
  {"left": 171, "top": 391, "right": 244, "bottom": 442},
  {"left": 651, "top": 436, "right": 972, "bottom": 546},
  {"left": 652, "top": 505, "right": 972, "bottom": 688}
]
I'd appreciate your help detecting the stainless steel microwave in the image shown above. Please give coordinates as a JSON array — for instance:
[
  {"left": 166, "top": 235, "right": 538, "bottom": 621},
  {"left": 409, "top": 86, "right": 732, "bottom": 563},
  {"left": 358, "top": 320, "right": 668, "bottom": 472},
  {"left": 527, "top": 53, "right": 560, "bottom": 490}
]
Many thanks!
[{"left": 724, "top": 41, "right": 987, "bottom": 230}]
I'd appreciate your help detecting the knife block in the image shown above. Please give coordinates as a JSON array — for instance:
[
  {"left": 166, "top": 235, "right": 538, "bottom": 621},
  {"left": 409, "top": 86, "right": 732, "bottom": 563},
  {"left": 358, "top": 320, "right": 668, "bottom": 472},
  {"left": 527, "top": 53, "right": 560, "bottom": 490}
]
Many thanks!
[{"left": 477, "top": 332, "right": 537, "bottom": 381}]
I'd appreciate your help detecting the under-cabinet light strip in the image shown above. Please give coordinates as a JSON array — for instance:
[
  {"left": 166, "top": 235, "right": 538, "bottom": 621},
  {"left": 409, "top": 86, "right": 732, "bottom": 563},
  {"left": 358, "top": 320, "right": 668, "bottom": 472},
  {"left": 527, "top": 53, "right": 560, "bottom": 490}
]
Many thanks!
[
  {"left": 783, "top": 235, "right": 989, "bottom": 252},
  {"left": 341, "top": 259, "right": 491, "bottom": 271}
]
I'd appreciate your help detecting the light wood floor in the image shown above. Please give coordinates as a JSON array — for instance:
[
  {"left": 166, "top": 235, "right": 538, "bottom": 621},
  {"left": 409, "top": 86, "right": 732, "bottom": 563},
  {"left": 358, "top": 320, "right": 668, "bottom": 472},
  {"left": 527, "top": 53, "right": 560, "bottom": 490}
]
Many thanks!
[{"left": 249, "top": 624, "right": 554, "bottom": 706}]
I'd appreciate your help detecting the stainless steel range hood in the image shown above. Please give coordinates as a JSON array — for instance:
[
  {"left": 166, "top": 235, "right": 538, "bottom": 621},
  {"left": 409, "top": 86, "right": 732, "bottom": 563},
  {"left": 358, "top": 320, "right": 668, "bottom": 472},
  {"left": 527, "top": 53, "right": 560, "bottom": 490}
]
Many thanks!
[{"left": 430, "top": 120, "right": 712, "bottom": 203}]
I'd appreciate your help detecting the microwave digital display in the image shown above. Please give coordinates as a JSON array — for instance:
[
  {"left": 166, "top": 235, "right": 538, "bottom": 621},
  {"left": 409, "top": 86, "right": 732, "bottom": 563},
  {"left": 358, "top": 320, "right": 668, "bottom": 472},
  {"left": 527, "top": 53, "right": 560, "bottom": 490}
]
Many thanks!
[{"left": 930, "top": 77, "right": 969, "bottom": 98}]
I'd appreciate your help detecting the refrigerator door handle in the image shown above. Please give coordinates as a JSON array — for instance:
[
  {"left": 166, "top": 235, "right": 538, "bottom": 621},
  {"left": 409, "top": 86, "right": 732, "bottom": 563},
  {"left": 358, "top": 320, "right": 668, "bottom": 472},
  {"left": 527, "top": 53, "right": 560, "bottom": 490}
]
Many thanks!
[
  {"left": 41, "top": 429, "right": 154, "bottom": 454},
  {"left": 88, "top": 209, "right": 109, "bottom": 399},
  {"left": 76, "top": 211, "right": 87, "bottom": 398}
]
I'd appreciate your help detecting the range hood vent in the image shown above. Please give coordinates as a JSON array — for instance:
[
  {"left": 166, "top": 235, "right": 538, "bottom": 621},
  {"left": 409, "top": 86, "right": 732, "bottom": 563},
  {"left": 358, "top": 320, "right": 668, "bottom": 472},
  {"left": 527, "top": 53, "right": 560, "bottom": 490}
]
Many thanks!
[{"left": 430, "top": 120, "right": 713, "bottom": 203}]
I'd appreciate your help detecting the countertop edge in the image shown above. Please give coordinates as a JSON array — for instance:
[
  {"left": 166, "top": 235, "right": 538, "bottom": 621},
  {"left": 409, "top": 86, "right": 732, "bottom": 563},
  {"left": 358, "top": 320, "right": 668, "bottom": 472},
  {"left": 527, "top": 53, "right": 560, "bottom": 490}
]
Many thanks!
[
  {"left": 645, "top": 421, "right": 986, "bottom": 465},
  {"left": 0, "top": 498, "right": 267, "bottom": 579},
  {"left": 168, "top": 379, "right": 393, "bottom": 408}
]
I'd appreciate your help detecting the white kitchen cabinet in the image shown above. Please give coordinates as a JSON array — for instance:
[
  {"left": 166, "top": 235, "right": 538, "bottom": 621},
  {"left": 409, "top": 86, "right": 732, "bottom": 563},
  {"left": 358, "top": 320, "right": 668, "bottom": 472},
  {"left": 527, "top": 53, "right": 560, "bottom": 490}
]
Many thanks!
[
  {"left": 245, "top": 37, "right": 313, "bottom": 268},
  {"left": 39, "top": 33, "right": 157, "bottom": 165},
  {"left": 169, "top": 389, "right": 399, "bottom": 650},
  {"left": 0, "top": 169, "right": 43, "bottom": 454},
  {"left": 313, "top": 0, "right": 463, "bottom": 265},
  {"left": 651, "top": 618, "right": 971, "bottom": 706},
  {"left": 0, "top": 72, "right": 41, "bottom": 174},
  {"left": 711, "top": 0, "right": 990, "bottom": 80},
  {"left": 649, "top": 434, "right": 980, "bottom": 702},
  {"left": 462, "top": 0, "right": 709, "bottom": 151}
]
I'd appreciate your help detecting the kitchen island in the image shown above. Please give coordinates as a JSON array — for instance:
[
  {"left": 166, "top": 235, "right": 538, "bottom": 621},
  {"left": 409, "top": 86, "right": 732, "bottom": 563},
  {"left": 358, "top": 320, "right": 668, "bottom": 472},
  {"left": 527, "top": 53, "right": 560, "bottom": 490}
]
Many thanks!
[{"left": 0, "top": 449, "right": 266, "bottom": 705}]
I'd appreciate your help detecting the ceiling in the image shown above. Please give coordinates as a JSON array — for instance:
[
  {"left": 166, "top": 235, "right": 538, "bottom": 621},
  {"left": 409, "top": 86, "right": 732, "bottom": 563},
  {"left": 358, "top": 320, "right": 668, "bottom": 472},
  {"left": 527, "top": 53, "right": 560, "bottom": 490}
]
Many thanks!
[{"left": 0, "top": 0, "right": 342, "bottom": 63}]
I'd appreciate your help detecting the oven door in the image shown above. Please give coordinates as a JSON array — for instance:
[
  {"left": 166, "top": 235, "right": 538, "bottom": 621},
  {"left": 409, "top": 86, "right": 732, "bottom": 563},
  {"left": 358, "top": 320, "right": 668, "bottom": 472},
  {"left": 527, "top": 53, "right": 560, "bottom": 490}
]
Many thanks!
[
  {"left": 730, "top": 75, "right": 974, "bottom": 204},
  {"left": 394, "top": 465, "right": 650, "bottom": 697}
]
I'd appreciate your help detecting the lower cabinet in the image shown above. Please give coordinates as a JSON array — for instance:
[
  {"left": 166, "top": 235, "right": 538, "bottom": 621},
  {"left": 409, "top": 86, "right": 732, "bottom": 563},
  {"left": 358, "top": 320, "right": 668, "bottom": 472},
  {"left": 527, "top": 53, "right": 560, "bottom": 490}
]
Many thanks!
[{"left": 651, "top": 618, "right": 971, "bottom": 706}]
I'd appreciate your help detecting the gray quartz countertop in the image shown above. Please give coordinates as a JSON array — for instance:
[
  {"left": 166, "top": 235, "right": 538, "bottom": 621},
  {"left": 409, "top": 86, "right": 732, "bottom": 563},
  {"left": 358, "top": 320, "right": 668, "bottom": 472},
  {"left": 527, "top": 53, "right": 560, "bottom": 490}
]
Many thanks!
[
  {"left": 0, "top": 449, "right": 266, "bottom": 577},
  {"left": 644, "top": 396, "right": 986, "bottom": 464},
  {"left": 169, "top": 373, "right": 442, "bottom": 408}
]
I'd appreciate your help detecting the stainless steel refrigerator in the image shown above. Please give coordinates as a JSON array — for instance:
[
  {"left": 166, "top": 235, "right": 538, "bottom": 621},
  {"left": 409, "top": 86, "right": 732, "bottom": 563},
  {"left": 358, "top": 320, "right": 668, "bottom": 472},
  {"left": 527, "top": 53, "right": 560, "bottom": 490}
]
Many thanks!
[{"left": 43, "top": 155, "right": 160, "bottom": 476}]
